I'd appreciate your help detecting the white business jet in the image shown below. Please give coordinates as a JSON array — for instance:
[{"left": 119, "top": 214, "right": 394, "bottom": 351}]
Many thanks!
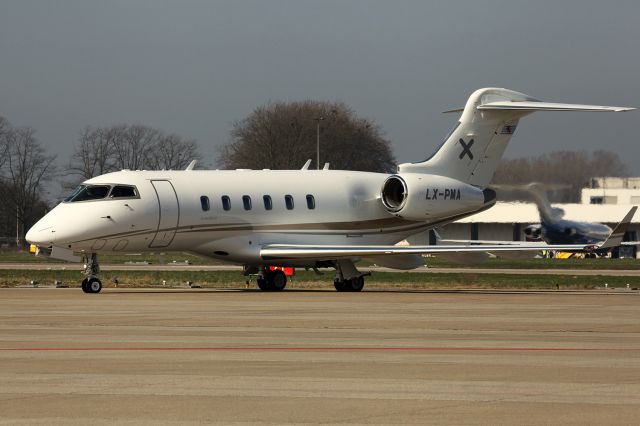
[{"left": 26, "top": 88, "right": 634, "bottom": 293}]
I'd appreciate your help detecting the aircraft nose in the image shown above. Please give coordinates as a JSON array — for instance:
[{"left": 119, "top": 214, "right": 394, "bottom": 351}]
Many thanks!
[{"left": 25, "top": 225, "right": 55, "bottom": 245}]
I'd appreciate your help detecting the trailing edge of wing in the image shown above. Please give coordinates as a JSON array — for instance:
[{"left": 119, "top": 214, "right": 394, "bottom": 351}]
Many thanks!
[
  {"left": 260, "top": 243, "right": 589, "bottom": 260},
  {"left": 477, "top": 101, "right": 635, "bottom": 112}
]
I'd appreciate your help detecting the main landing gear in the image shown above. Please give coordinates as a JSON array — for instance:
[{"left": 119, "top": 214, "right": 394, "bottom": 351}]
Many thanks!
[
  {"left": 333, "top": 259, "right": 366, "bottom": 292},
  {"left": 257, "top": 268, "right": 287, "bottom": 291},
  {"left": 333, "top": 276, "right": 365, "bottom": 292},
  {"left": 252, "top": 260, "right": 367, "bottom": 292},
  {"left": 81, "top": 253, "right": 102, "bottom": 294}
]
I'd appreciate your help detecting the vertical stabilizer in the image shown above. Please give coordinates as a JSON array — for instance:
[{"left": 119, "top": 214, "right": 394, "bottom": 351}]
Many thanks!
[{"left": 398, "top": 88, "right": 634, "bottom": 187}]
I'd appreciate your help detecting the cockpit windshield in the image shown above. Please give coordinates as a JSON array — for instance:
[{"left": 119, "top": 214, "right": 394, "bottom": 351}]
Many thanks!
[
  {"left": 64, "top": 185, "right": 85, "bottom": 202},
  {"left": 67, "top": 185, "right": 111, "bottom": 202},
  {"left": 64, "top": 184, "right": 140, "bottom": 202}
]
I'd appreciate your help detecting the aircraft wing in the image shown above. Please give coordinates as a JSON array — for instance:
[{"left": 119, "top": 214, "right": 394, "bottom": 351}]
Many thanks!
[{"left": 260, "top": 242, "right": 590, "bottom": 261}]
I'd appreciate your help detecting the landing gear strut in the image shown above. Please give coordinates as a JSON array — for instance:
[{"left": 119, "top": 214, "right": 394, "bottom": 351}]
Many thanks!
[
  {"left": 81, "top": 253, "right": 102, "bottom": 293},
  {"left": 257, "top": 268, "right": 287, "bottom": 291}
]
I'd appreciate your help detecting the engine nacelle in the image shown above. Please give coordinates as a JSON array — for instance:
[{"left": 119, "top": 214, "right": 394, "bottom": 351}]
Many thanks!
[
  {"left": 380, "top": 174, "right": 492, "bottom": 220},
  {"left": 523, "top": 225, "right": 542, "bottom": 240}
]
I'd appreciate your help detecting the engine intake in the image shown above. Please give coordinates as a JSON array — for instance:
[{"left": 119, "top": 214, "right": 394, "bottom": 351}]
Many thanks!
[{"left": 381, "top": 175, "right": 408, "bottom": 212}]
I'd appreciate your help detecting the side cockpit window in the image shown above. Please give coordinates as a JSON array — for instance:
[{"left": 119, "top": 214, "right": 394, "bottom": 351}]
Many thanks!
[
  {"left": 68, "top": 185, "right": 111, "bottom": 202},
  {"left": 110, "top": 185, "right": 138, "bottom": 198}
]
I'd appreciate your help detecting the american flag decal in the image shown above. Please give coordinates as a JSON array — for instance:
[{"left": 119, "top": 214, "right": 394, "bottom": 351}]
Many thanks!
[{"left": 500, "top": 124, "right": 517, "bottom": 134}]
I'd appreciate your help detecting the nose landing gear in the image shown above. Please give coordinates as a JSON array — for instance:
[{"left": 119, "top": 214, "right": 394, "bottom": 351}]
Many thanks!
[{"left": 81, "top": 253, "right": 102, "bottom": 293}]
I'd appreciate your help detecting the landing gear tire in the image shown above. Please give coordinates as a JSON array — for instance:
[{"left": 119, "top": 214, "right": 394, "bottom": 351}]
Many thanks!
[
  {"left": 81, "top": 278, "right": 90, "bottom": 293},
  {"left": 86, "top": 277, "right": 102, "bottom": 294},
  {"left": 347, "top": 276, "right": 365, "bottom": 292},
  {"left": 257, "top": 277, "right": 270, "bottom": 291},
  {"left": 257, "top": 270, "right": 287, "bottom": 291},
  {"left": 334, "top": 276, "right": 365, "bottom": 292},
  {"left": 334, "top": 279, "right": 348, "bottom": 292},
  {"left": 269, "top": 270, "right": 287, "bottom": 291}
]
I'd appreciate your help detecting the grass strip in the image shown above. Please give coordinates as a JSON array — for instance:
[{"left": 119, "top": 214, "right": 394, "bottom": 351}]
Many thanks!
[{"left": 2, "top": 269, "right": 638, "bottom": 290}]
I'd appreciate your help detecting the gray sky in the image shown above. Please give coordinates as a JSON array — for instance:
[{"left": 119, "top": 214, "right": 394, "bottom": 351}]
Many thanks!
[{"left": 1, "top": 0, "right": 638, "bottom": 171}]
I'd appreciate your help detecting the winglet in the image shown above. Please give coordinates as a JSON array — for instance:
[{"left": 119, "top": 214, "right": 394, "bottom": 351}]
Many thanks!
[
  {"left": 301, "top": 159, "right": 312, "bottom": 170},
  {"left": 599, "top": 206, "right": 637, "bottom": 249},
  {"left": 185, "top": 160, "right": 197, "bottom": 171}
]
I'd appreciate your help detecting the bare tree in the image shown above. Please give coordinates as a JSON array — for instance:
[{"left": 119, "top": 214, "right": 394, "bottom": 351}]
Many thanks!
[
  {"left": 145, "top": 134, "right": 202, "bottom": 170},
  {"left": 70, "top": 124, "right": 203, "bottom": 177},
  {"left": 1, "top": 126, "right": 56, "bottom": 244},
  {"left": 110, "top": 124, "right": 159, "bottom": 170},
  {"left": 218, "top": 100, "right": 396, "bottom": 172},
  {"left": 493, "top": 150, "right": 629, "bottom": 202},
  {"left": 69, "top": 126, "right": 118, "bottom": 180},
  {"left": 0, "top": 116, "right": 9, "bottom": 169}
]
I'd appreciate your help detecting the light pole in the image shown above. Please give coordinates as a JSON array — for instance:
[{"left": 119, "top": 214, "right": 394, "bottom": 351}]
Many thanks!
[{"left": 315, "top": 116, "right": 325, "bottom": 170}]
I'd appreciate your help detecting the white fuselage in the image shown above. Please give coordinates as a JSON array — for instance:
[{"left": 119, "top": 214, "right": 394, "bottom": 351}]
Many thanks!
[{"left": 27, "top": 169, "right": 488, "bottom": 266}]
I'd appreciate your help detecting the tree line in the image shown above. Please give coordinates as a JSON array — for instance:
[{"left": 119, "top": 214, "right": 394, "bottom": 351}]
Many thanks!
[
  {"left": 0, "top": 101, "right": 631, "bottom": 247},
  {"left": 492, "top": 150, "right": 629, "bottom": 202}
]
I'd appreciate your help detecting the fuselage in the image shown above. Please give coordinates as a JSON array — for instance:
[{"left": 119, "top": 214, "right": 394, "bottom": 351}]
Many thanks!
[
  {"left": 26, "top": 169, "right": 490, "bottom": 265},
  {"left": 524, "top": 219, "right": 612, "bottom": 245},
  {"left": 540, "top": 218, "right": 612, "bottom": 245}
]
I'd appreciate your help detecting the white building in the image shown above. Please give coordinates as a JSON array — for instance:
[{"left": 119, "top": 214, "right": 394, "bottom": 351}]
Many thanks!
[{"left": 581, "top": 177, "right": 640, "bottom": 205}]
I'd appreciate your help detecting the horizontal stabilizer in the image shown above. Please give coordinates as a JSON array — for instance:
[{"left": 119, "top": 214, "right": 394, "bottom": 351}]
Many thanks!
[{"left": 478, "top": 101, "right": 634, "bottom": 112}]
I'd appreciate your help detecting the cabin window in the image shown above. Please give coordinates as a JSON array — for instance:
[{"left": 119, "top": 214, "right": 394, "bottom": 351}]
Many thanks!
[
  {"left": 68, "top": 185, "right": 111, "bottom": 202},
  {"left": 222, "top": 195, "right": 231, "bottom": 211},
  {"left": 242, "top": 195, "right": 252, "bottom": 211},
  {"left": 110, "top": 185, "right": 138, "bottom": 198},
  {"left": 263, "top": 195, "right": 273, "bottom": 210},
  {"left": 285, "top": 194, "right": 294, "bottom": 210},
  {"left": 306, "top": 194, "right": 315, "bottom": 210},
  {"left": 200, "top": 196, "right": 210, "bottom": 211}
]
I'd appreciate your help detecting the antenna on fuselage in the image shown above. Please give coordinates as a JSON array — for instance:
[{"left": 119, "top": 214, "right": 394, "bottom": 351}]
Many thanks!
[
  {"left": 185, "top": 160, "right": 197, "bottom": 171},
  {"left": 301, "top": 159, "right": 312, "bottom": 170},
  {"left": 323, "top": 163, "right": 330, "bottom": 170}
]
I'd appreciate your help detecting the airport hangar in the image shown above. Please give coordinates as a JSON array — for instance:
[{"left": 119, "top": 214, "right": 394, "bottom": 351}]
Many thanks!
[{"left": 433, "top": 177, "right": 640, "bottom": 258}]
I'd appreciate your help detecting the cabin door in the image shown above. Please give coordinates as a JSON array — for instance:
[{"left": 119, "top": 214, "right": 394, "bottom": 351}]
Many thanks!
[{"left": 149, "top": 180, "right": 180, "bottom": 248}]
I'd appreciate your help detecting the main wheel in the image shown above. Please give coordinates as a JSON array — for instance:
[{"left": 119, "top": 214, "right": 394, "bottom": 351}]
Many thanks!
[
  {"left": 334, "top": 279, "right": 348, "bottom": 292},
  {"left": 350, "top": 276, "right": 364, "bottom": 291},
  {"left": 268, "top": 270, "right": 287, "bottom": 291},
  {"left": 81, "top": 278, "right": 90, "bottom": 293},
  {"left": 86, "top": 277, "right": 102, "bottom": 293},
  {"left": 257, "top": 277, "right": 271, "bottom": 291},
  {"left": 346, "top": 276, "right": 364, "bottom": 292}
]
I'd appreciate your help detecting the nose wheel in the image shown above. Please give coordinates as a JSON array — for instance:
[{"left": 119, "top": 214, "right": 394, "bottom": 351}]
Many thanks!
[
  {"left": 81, "top": 253, "right": 102, "bottom": 294},
  {"left": 81, "top": 277, "right": 103, "bottom": 293}
]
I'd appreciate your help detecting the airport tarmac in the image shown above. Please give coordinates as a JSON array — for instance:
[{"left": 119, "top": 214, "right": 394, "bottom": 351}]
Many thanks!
[{"left": 1, "top": 288, "right": 639, "bottom": 425}]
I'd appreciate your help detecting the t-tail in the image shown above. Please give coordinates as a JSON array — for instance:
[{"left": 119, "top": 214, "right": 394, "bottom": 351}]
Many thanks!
[{"left": 397, "top": 88, "right": 634, "bottom": 187}]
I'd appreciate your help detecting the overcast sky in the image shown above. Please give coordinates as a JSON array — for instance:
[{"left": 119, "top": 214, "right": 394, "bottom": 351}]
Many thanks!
[{"left": 1, "top": 0, "right": 638, "bottom": 172}]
